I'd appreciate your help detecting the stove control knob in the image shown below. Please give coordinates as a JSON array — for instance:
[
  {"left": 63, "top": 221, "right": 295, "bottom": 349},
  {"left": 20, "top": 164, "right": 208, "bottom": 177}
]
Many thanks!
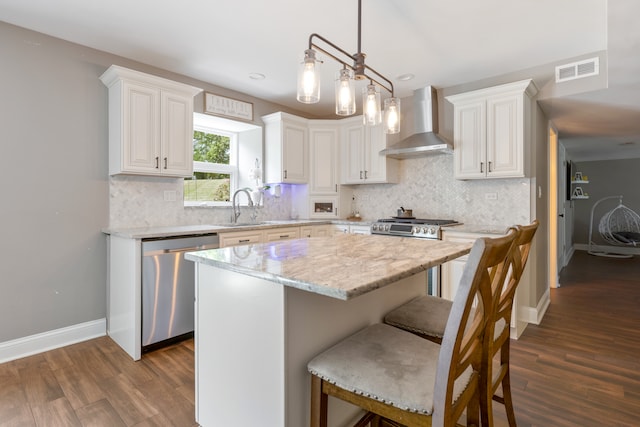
[
  {"left": 385, "top": 225, "right": 390, "bottom": 231},
  {"left": 413, "top": 226, "right": 419, "bottom": 233},
  {"left": 429, "top": 227, "right": 436, "bottom": 235}
]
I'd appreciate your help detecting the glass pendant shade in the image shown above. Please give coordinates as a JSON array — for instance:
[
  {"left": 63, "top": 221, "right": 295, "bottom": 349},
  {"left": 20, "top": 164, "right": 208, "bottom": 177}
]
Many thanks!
[
  {"left": 297, "top": 49, "right": 321, "bottom": 104},
  {"left": 383, "top": 97, "right": 401, "bottom": 134},
  {"left": 335, "top": 68, "right": 356, "bottom": 116},
  {"left": 363, "top": 84, "right": 381, "bottom": 126}
]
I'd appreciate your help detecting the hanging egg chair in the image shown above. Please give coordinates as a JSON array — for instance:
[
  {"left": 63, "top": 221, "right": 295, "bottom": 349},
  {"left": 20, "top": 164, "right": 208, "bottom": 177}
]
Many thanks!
[{"left": 588, "top": 195, "right": 640, "bottom": 258}]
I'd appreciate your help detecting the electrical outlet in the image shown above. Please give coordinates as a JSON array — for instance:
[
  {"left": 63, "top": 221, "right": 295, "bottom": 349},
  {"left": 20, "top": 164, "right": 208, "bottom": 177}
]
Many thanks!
[
  {"left": 164, "top": 190, "right": 177, "bottom": 202},
  {"left": 485, "top": 192, "right": 498, "bottom": 200}
]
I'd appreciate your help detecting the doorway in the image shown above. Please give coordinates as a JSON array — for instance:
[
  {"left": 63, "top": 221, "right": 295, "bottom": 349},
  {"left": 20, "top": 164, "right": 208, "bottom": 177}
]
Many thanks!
[{"left": 548, "top": 124, "right": 561, "bottom": 288}]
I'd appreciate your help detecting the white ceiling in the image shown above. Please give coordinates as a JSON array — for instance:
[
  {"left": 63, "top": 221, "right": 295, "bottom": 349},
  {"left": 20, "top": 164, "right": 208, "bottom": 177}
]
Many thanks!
[{"left": 2, "top": 0, "right": 640, "bottom": 161}]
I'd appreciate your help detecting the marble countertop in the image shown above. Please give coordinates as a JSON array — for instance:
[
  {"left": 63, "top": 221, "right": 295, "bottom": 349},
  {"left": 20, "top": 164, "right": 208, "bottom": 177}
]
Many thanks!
[
  {"left": 102, "top": 219, "right": 371, "bottom": 239},
  {"left": 185, "top": 234, "right": 472, "bottom": 300},
  {"left": 443, "top": 224, "right": 510, "bottom": 235}
]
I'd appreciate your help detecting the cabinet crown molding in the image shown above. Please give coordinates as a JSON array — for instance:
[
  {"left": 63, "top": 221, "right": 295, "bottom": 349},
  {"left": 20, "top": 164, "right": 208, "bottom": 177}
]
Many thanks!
[
  {"left": 445, "top": 79, "right": 538, "bottom": 104},
  {"left": 99, "top": 64, "right": 202, "bottom": 96}
]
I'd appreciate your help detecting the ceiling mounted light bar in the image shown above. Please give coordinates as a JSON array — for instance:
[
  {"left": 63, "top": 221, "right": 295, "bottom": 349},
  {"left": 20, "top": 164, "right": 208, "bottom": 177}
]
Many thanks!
[{"left": 296, "top": 0, "right": 400, "bottom": 134}]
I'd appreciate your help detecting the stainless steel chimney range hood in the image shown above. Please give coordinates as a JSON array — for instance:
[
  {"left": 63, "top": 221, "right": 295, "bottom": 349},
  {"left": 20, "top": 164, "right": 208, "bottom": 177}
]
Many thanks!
[{"left": 380, "top": 86, "right": 453, "bottom": 159}]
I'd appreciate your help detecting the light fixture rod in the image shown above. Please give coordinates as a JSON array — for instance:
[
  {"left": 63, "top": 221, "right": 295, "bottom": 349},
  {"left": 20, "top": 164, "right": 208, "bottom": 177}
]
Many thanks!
[
  {"left": 305, "top": 0, "right": 394, "bottom": 98},
  {"left": 307, "top": 34, "right": 394, "bottom": 97},
  {"left": 357, "top": 0, "right": 362, "bottom": 55}
]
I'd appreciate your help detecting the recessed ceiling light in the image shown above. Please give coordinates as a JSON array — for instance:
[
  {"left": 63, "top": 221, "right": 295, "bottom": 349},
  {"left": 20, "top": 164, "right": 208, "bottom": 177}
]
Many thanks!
[
  {"left": 249, "top": 73, "right": 265, "bottom": 80},
  {"left": 396, "top": 73, "right": 415, "bottom": 82}
]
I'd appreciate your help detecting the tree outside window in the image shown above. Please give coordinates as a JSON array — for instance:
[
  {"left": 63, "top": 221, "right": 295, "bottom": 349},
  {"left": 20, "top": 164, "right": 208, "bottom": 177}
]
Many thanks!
[{"left": 184, "top": 130, "right": 236, "bottom": 203}]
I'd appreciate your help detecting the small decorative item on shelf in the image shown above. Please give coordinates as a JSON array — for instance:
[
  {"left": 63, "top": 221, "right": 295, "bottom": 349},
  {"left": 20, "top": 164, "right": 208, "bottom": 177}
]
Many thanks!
[
  {"left": 574, "top": 171, "right": 583, "bottom": 181},
  {"left": 573, "top": 187, "right": 585, "bottom": 198}
]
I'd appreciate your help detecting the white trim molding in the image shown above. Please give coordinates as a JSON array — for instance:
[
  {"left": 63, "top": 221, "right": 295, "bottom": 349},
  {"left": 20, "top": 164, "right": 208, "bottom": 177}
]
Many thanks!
[
  {"left": 520, "top": 288, "right": 551, "bottom": 325},
  {"left": 574, "top": 243, "right": 640, "bottom": 256},
  {"left": 0, "top": 318, "right": 106, "bottom": 363}
]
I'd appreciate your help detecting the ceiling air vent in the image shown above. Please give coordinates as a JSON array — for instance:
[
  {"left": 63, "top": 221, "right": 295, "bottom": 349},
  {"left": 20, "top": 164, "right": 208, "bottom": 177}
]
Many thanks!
[{"left": 555, "top": 57, "right": 599, "bottom": 83}]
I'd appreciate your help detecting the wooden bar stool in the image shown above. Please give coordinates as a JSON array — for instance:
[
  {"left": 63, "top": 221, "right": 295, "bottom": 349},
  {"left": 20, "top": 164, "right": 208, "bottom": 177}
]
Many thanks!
[
  {"left": 307, "top": 229, "right": 517, "bottom": 427},
  {"left": 384, "top": 221, "right": 539, "bottom": 427}
]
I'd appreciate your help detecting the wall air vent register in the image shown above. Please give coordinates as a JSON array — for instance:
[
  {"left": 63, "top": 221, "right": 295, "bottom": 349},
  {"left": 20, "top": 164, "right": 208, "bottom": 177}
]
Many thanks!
[{"left": 555, "top": 57, "right": 600, "bottom": 83}]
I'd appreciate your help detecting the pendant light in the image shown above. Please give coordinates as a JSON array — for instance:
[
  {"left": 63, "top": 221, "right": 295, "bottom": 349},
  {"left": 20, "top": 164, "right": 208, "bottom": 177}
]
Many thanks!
[
  {"left": 296, "top": 0, "right": 401, "bottom": 134},
  {"left": 383, "top": 97, "right": 401, "bottom": 134},
  {"left": 363, "top": 83, "right": 381, "bottom": 126},
  {"left": 296, "top": 49, "right": 321, "bottom": 104},
  {"left": 335, "top": 67, "right": 356, "bottom": 116}
]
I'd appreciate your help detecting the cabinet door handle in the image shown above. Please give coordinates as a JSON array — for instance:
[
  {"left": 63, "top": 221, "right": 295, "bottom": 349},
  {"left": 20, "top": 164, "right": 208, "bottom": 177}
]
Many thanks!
[
  {"left": 164, "top": 157, "right": 168, "bottom": 169},
  {"left": 335, "top": 184, "right": 338, "bottom": 192},
  {"left": 360, "top": 171, "right": 363, "bottom": 179},
  {"left": 155, "top": 157, "right": 159, "bottom": 169},
  {"left": 364, "top": 170, "right": 368, "bottom": 179},
  {"left": 488, "top": 161, "right": 492, "bottom": 172},
  {"left": 284, "top": 170, "right": 287, "bottom": 179},
  {"left": 334, "top": 208, "right": 337, "bottom": 217},
  {"left": 238, "top": 239, "right": 250, "bottom": 243},
  {"left": 279, "top": 235, "right": 290, "bottom": 239},
  {"left": 480, "top": 162, "right": 484, "bottom": 173}
]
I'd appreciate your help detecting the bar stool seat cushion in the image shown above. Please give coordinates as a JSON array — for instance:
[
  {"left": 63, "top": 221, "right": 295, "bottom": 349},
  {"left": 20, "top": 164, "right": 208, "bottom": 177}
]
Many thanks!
[
  {"left": 384, "top": 295, "right": 453, "bottom": 339},
  {"left": 307, "top": 323, "right": 472, "bottom": 415}
]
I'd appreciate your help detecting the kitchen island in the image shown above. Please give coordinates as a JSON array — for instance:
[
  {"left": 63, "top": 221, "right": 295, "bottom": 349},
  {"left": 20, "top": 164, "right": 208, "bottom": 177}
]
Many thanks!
[{"left": 185, "top": 234, "right": 472, "bottom": 427}]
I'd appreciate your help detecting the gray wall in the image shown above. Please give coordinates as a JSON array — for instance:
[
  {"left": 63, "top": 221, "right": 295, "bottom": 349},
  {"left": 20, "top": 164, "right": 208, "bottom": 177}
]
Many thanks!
[
  {"left": 572, "top": 158, "right": 640, "bottom": 246},
  {"left": 0, "top": 21, "right": 293, "bottom": 343}
]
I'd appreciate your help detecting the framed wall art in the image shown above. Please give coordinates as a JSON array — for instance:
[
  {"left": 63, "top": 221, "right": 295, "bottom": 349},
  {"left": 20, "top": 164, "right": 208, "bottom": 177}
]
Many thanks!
[{"left": 204, "top": 92, "right": 253, "bottom": 121}]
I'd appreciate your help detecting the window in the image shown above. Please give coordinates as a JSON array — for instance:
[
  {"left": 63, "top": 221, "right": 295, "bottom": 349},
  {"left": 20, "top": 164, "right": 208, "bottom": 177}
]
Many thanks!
[
  {"left": 184, "top": 126, "right": 237, "bottom": 205},
  {"left": 185, "top": 112, "right": 263, "bottom": 207}
]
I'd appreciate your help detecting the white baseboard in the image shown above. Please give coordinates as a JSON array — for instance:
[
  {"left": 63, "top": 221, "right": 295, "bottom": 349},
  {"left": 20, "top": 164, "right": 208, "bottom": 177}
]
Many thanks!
[
  {"left": 520, "top": 288, "right": 550, "bottom": 325},
  {"left": 574, "top": 243, "right": 640, "bottom": 256},
  {"left": 0, "top": 318, "right": 106, "bottom": 364}
]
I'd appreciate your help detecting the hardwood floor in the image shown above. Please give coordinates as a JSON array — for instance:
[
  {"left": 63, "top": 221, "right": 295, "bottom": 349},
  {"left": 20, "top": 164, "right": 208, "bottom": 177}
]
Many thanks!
[
  {"left": 492, "top": 250, "right": 640, "bottom": 427},
  {"left": 0, "top": 337, "right": 197, "bottom": 426},
  {"left": 1, "top": 250, "right": 639, "bottom": 426}
]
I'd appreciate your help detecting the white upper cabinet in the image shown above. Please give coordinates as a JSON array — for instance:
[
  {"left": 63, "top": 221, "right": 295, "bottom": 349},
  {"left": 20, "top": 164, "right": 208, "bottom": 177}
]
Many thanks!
[
  {"left": 100, "top": 65, "right": 202, "bottom": 177},
  {"left": 308, "top": 121, "right": 339, "bottom": 194},
  {"left": 262, "top": 112, "right": 308, "bottom": 184},
  {"left": 446, "top": 79, "right": 537, "bottom": 180},
  {"left": 340, "top": 116, "right": 398, "bottom": 184}
]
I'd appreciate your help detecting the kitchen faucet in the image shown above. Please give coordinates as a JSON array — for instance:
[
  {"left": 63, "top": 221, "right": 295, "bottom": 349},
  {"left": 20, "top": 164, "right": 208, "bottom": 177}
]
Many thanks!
[{"left": 231, "top": 188, "right": 254, "bottom": 223}]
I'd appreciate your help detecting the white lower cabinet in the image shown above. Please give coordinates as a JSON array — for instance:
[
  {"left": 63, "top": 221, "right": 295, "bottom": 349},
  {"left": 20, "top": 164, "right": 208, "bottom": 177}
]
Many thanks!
[
  {"left": 441, "top": 229, "right": 529, "bottom": 338},
  {"left": 263, "top": 227, "right": 300, "bottom": 242},
  {"left": 300, "top": 225, "right": 331, "bottom": 238},
  {"left": 331, "top": 224, "right": 371, "bottom": 235},
  {"left": 219, "top": 230, "right": 264, "bottom": 248},
  {"left": 220, "top": 225, "right": 333, "bottom": 248}
]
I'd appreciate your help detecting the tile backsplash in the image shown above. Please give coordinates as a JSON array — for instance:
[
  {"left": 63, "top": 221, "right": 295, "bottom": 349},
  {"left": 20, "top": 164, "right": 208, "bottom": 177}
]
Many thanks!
[
  {"left": 109, "top": 155, "right": 532, "bottom": 229},
  {"left": 349, "top": 154, "right": 532, "bottom": 227}
]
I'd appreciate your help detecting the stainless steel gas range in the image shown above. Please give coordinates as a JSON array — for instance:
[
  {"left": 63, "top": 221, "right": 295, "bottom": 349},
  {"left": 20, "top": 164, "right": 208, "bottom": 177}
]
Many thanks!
[
  {"left": 370, "top": 218, "right": 461, "bottom": 296},
  {"left": 371, "top": 218, "right": 460, "bottom": 239}
]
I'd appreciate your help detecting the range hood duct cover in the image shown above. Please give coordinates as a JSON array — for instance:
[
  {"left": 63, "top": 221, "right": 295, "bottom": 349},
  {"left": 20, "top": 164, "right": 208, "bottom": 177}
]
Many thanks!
[{"left": 380, "top": 86, "right": 453, "bottom": 159}]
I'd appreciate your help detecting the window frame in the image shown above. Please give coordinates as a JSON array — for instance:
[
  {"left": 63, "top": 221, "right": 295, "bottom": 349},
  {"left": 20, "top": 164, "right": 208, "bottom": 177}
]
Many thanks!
[{"left": 184, "top": 125, "right": 238, "bottom": 207}]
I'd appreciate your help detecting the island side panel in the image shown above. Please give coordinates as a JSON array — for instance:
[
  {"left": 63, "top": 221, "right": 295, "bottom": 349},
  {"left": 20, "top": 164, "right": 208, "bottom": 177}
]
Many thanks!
[
  {"left": 194, "top": 264, "right": 286, "bottom": 427},
  {"left": 285, "top": 271, "right": 428, "bottom": 427},
  {"left": 107, "top": 235, "right": 142, "bottom": 360}
]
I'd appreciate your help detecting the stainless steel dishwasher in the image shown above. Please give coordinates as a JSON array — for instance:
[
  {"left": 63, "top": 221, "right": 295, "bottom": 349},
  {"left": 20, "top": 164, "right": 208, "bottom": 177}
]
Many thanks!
[{"left": 141, "top": 234, "right": 219, "bottom": 351}]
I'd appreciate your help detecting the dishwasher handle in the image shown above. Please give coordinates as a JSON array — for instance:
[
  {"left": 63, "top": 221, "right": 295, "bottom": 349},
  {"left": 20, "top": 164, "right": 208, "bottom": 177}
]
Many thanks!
[
  {"left": 165, "top": 244, "right": 218, "bottom": 253},
  {"left": 143, "top": 243, "right": 219, "bottom": 257}
]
